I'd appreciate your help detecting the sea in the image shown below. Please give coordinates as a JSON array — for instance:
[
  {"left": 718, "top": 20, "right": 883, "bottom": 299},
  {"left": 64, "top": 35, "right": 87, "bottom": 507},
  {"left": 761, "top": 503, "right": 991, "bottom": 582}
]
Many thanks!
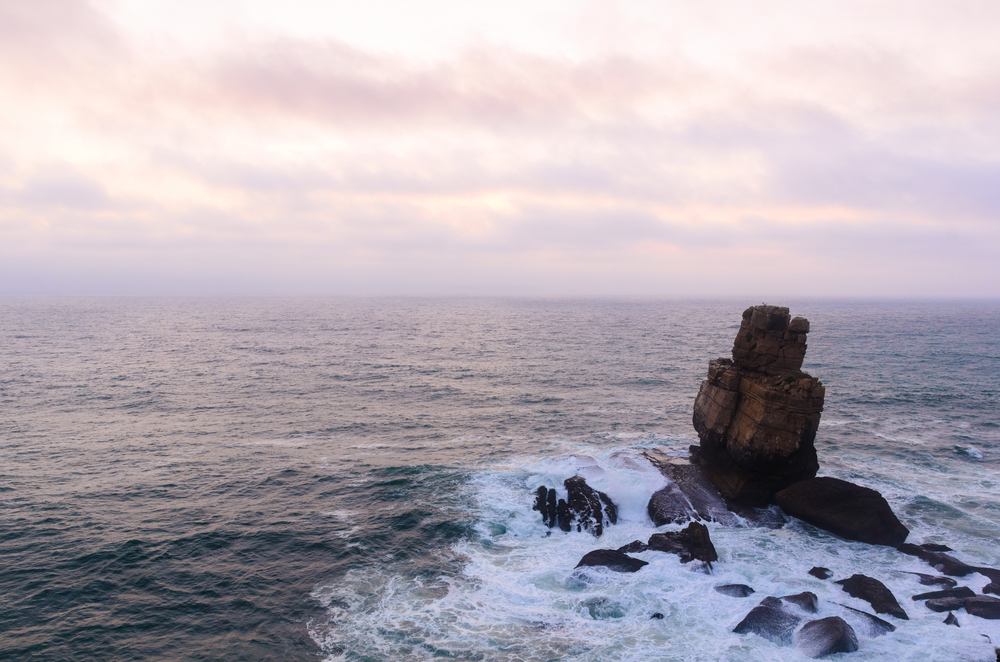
[{"left": 1, "top": 297, "right": 998, "bottom": 661}]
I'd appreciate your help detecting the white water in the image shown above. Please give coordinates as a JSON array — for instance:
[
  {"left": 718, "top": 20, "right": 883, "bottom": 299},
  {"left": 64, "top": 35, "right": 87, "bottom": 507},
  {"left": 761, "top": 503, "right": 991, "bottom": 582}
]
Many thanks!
[{"left": 311, "top": 442, "right": 1000, "bottom": 661}]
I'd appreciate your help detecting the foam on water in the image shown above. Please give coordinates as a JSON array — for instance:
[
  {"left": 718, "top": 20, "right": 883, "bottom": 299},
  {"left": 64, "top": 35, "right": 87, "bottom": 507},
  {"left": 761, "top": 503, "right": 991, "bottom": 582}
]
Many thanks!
[{"left": 310, "top": 444, "right": 1000, "bottom": 661}]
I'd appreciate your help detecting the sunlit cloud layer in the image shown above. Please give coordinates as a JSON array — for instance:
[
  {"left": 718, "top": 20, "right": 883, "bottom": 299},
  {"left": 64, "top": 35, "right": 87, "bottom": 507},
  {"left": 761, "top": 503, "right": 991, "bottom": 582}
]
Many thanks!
[{"left": 1, "top": 0, "right": 998, "bottom": 295}]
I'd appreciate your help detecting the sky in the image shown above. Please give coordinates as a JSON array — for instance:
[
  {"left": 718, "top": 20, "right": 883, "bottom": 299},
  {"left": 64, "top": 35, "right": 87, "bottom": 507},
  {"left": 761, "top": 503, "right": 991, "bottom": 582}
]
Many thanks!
[{"left": 1, "top": 0, "right": 998, "bottom": 297}]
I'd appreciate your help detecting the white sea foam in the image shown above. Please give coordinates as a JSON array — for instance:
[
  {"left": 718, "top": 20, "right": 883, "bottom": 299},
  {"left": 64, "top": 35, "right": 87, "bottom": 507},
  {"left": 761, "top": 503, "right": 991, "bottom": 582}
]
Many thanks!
[{"left": 310, "top": 446, "right": 1000, "bottom": 661}]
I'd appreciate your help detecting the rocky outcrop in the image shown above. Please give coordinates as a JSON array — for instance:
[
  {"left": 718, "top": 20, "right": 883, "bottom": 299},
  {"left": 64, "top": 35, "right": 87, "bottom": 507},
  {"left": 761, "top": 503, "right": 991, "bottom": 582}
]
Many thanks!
[
  {"left": 794, "top": 617, "right": 859, "bottom": 658},
  {"left": 575, "top": 549, "right": 648, "bottom": 573},
  {"left": 836, "top": 574, "right": 908, "bottom": 620},
  {"left": 692, "top": 305, "right": 825, "bottom": 506},
  {"left": 733, "top": 596, "right": 802, "bottom": 644},
  {"left": 532, "top": 476, "right": 617, "bottom": 536},
  {"left": 774, "top": 477, "right": 909, "bottom": 547},
  {"left": 643, "top": 450, "right": 741, "bottom": 526},
  {"left": 646, "top": 521, "right": 718, "bottom": 565}
]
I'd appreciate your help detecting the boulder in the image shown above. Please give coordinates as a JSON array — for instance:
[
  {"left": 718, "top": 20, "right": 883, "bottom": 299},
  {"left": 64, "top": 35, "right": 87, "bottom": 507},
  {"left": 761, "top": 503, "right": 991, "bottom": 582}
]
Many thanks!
[
  {"left": 809, "top": 567, "right": 833, "bottom": 580},
  {"left": 912, "top": 587, "right": 975, "bottom": 601},
  {"left": 647, "top": 522, "right": 718, "bottom": 565},
  {"left": 965, "top": 596, "right": 1000, "bottom": 619},
  {"left": 733, "top": 596, "right": 802, "bottom": 644},
  {"left": 926, "top": 597, "right": 966, "bottom": 612},
  {"left": 650, "top": 612, "right": 664, "bottom": 620},
  {"left": 575, "top": 549, "right": 648, "bottom": 573},
  {"left": 782, "top": 591, "right": 819, "bottom": 613},
  {"left": 985, "top": 583, "right": 1000, "bottom": 596},
  {"left": 715, "top": 584, "right": 755, "bottom": 597},
  {"left": 775, "top": 477, "right": 909, "bottom": 547},
  {"left": 944, "top": 612, "right": 960, "bottom": 626},
  {"left": 898, "top": 542, "right": 952, "bottom": 555},
  {"left": 836, "top": 574, "right": 908, "bottom": 620},
  {"left": 643, "top": 450, "right": 740, "bottom": 526},
  {"left": 534, "top": 476, "right": 618, "bottom": 536},
  {"left": 647, "top": 483, "right": 694, "bottom": 526},
  {"left": 920, "top": 552, "right": 976, "bottom": 577},
  {"left": 794, "top": 617, "right": 859, "bottom": 658},
  {"left": 691, "top": 305, "right": 825, "bottom": 506},
  {"left": 616, "top": 540, "right": 648, "bottom": 554},
  {"left": 834, "top": 603, "right": 896, "bottom": 638}
]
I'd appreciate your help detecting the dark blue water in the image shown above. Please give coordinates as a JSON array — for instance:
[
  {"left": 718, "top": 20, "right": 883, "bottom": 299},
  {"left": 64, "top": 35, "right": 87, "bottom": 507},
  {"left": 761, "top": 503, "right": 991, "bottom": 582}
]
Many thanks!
[{"left": 1, "top": 298, "right": 998, "bottom": 660}]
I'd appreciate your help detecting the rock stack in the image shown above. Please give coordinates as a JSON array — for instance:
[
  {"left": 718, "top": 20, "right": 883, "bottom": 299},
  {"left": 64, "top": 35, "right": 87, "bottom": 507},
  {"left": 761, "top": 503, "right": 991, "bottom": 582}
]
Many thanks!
[{"left": 692, "top": 305, "right": 826, "bottom": 506}]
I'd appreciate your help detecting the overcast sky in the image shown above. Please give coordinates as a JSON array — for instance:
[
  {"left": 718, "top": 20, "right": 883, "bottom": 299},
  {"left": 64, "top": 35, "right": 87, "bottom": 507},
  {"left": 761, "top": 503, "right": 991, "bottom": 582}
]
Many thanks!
[{"left": 1, "top": 0, "right": 998, "bottom": 296}]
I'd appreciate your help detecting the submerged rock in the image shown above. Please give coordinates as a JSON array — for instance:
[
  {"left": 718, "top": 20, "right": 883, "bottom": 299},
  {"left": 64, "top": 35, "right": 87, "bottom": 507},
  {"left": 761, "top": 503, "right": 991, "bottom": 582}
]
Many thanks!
[
  {"left": 691, "top": 306, "right": 824, "bottom": 506},
  {"left": 647, "top": 521, "right": 718, "bottom": 565},
  {"left": 965, "top": 596, "right": 1000, "bottom": 619},
  {"left": 781, "top": 591, "right": 819, "bottom": 613},
  {"left": 834, "top": 603, "right": 896, "bottom": 638},
  {"left": 809, "top": 567, "right": 833, "bottom": 580},
  {"left": 733, "top": 596, "right": 801, "bottom": 645},
  {"left": 575, "top": 549, "right": 648, "bottom": 573},
  {"left": 650, "top": 612, "right": 664, "bottom": 620},
  {"left": 794, "top": 616, "right": 859, "bottom": 658},
  {"left": 775, "top": 477, "right": 909, "bottom": 547},
  {"left": 836, "top": 574, "right": 908, "bottom": 620},
  {"left": 912, "top": 587, "right": 975, "bottom": 601},
  {"left": 715, "top": 584, "right": 755, "bottom": 598}
]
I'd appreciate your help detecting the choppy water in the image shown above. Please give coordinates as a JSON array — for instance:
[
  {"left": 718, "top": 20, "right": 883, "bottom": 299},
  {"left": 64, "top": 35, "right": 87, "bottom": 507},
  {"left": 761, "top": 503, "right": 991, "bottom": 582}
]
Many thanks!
[{"left": 1, "top": 297, "right": 998, "bottom": 661}]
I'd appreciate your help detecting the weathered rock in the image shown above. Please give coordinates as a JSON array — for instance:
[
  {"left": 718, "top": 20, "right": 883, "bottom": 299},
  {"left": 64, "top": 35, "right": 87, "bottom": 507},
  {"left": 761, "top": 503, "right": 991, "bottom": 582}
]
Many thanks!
[
  {"left": 775, "top": 477, "right": 909, "bottom": 547},
  {"left": 944, "top": 612, "right": 960, "bottom": 626},
  {"left": 794, "top": 616, "right": 859, "bottom": 658},
  {"left": 901, "top": 572, "right": 957, "bottom": 587},
  {"left": 647, "top": 522, "right": 718, "bottom": 565},
  {"left": 643, "top": 450, "right": 740, "bottom": 526},
  {"left": 920, "top": 552, "right": 976, "bottom": 577},
  {"left": 834, "top": 603, "right": 896, "bottom": 638},
  {"left": 965, "top": 596, "right": 1000, "bottom": 619},
  {"left": 809, "top": 567, "right": 833, "bottom": 580},
  {"left": 912, "top": 587, "right": 975, "bottom": 601},
  {"left": 836, "top": 574, "right": 908, "bottom": 620},
  {"left": 692, "top": 306, "right": 826, "bottom": 506},
  {"left": 722, "top": 497, "right": 788, "bottom": 528},
  {"left": 733, "top": 596, "right": 802, "bottom": 644},
  {"left": 782, "top": 591, "right": 819, "bottom": 613},
  {"left": 575, "top": 549, "right": 648, "bottom": 573},
  {"left": 616, "top": 540, "right": 648, "bottom": 554},
  {"left": 537, "top": 476, "right": 618, "bottom": 536},
  {"left": 715, "top": 584, "right": 755, "bottom": 597},
  {"left": 985, "top": 583, "right": 1000, "bottom": 596},
  {"left": 926, "top": 597, "right": 966, "bottom": 612}
]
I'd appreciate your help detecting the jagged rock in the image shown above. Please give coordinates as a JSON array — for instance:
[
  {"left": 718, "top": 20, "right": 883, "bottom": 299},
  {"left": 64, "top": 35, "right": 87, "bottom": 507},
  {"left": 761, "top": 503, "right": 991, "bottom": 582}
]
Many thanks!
[
  {"left": 944, "top": 612, "right": 960, "bottom": 626},
  {"left": 912, "top": 587, "right": 975, "bottom": 601},
  {"left": 691, "top": 306, "right": 825, "bottom": 506},
  {"left": 733, "top": 596, "right": 802, "bottom": 644},
  {"left": 810, "top": 567, "right": 833, "bottom": 580},
  {"left": 715, "top": 584, "right": 755, "bottom": 597},
  {"left": 782, "top": 591, "right": 819, "bottom": 613},
  {"left": 834, "top": 603, "right": 896, "bottom": 637},
  {"left": 536, "top": 476, "right": 617, "bottom": 536},
  {"left": 926, "top": 597, "right": 966, "bottom": 612},
  {"left": 775, "top": 477, "right": 909, "bottom": 547},
  {"left": 616, "top": 540, "right": 648, "bottom": 554},
  {"left": 647, "top": 521, "right": 718, "bottom": 565},
  {"left": 965, "top": 596, "right": 1000, "bottom": 619},
  {"left": 575, "top": 549, "right": 648, "bottom": 573},
  {"left": 836, "top": 574, "right": 908, "bottom": 619},
  {"left": 901, "top": 572, "right": 957, "bottom": 587},
  {"left": 794, "top": 617, "right": 859, "bottom": 658}
]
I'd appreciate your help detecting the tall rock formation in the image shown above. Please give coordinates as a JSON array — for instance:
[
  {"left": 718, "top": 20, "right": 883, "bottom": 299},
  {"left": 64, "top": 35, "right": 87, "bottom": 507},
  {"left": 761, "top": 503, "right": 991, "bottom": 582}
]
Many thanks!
[{"left": 692, "top": 305, "right": 825, "bottom": 506}]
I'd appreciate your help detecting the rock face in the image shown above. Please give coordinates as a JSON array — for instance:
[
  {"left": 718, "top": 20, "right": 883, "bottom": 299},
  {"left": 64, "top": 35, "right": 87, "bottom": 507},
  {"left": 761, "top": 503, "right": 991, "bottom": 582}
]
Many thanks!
[
  {"left": 646, "top": 522, "right": 718, "bottom": 565},
  {"left": 836, "top": 574, "right": 908, "bottom": 620},
  {"left": 794, "top": 616, "right": 859, "bottom": 658},
  {"left": 533, "top": 476, "right": 617, "bottom": 536},
  {"left": 774, "top": 477, "right": 909, "bottom": 547},
  {"left": 692, "top": 305, "right": 825, "bottom": 506},
  {"left": 575, "top": 549, "right": 648, "bottom": 573},
  {"left": 733, "top": 596, "right": 802, "bottom": 644}
]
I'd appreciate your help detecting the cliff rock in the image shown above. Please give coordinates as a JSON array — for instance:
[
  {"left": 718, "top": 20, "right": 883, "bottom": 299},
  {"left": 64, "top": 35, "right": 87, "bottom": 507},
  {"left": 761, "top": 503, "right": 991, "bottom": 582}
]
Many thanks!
[{"left": 692, "top": 305, "right": 824, "bottom": 506}]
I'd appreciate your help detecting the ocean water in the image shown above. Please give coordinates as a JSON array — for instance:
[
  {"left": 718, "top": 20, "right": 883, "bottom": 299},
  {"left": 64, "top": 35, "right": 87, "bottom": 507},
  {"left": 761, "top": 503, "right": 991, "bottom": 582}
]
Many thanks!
[{"left": 1, "top": 297, "right": 998, "bottom": 661}]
